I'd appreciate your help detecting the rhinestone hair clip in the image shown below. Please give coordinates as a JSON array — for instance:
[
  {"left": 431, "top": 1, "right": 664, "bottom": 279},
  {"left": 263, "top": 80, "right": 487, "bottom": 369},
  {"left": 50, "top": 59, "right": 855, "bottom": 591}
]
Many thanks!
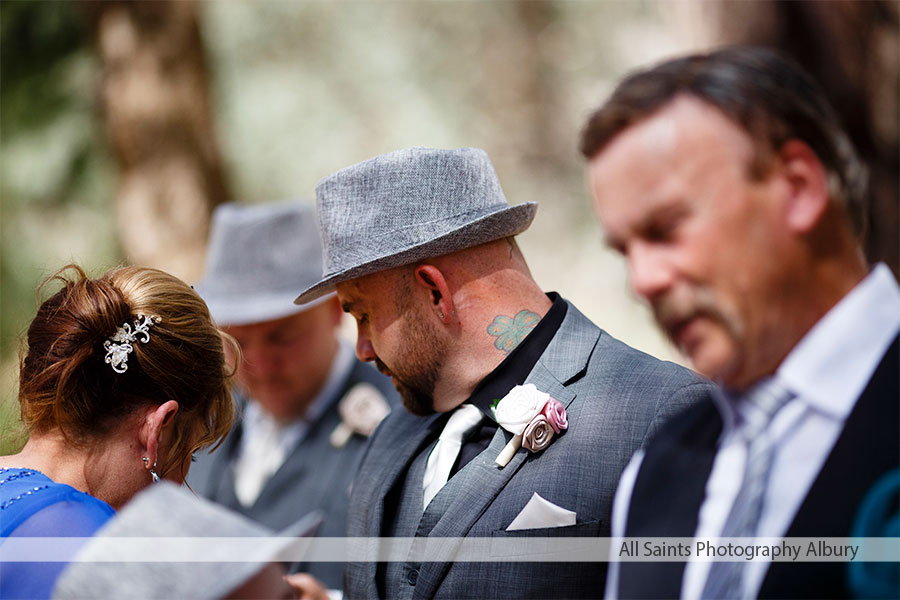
[{"left": 103, "top": 314, "right": 160, "bottom": 374}]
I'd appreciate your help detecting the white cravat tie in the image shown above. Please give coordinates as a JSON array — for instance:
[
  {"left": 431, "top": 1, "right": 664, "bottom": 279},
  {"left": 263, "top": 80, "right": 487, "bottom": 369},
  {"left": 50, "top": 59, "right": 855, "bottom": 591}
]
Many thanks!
[
  {"left": 234, "top": 412, "right": 287, "bottom": 507},
  {"left": 702, "top": 380, "right": 795, "bottom": 599},
  {"left": 422, "top": 403, "right": 484, "bottom": 509}
]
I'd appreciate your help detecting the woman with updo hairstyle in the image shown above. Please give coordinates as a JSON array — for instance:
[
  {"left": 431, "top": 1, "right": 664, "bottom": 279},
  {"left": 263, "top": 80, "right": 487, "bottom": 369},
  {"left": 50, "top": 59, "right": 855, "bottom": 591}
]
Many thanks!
[{"left": 0, "top": 264, "right": 236, "bottom": 599}]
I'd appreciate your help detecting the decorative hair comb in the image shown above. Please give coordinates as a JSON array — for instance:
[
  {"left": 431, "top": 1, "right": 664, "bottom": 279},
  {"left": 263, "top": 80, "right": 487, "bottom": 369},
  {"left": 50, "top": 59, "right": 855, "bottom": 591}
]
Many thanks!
[{"left": 103, "top": 314, "right": 160, "bottom": 374}]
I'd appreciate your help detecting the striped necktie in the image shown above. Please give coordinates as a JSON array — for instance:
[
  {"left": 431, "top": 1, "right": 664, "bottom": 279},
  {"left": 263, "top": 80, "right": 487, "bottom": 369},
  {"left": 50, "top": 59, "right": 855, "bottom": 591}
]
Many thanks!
[{"left": 702, "top": 380, "right": 795, "bottom": 599}]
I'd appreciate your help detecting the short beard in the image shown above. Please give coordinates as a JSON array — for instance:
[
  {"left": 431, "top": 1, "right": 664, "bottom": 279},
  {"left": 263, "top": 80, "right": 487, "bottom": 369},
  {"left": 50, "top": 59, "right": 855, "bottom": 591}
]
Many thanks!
[
  {"left": 397, "top": 318, "right": 444, "bottom": 416},
  {"left": 384, "top": 290, "right": 445, "bottom": 416},
  {"left": 380, "top": 355, "right": 440, "bottom": 417}
]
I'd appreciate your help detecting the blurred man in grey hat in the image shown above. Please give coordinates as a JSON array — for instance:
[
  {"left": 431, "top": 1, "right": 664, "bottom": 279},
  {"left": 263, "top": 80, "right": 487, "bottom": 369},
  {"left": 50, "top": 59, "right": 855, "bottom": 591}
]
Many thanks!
[
  {"left": 296, "top": 147, "right": 715, "bottom": 599},
  {"left": 187, "top": 201, "right": 398, "bottom": 591}
]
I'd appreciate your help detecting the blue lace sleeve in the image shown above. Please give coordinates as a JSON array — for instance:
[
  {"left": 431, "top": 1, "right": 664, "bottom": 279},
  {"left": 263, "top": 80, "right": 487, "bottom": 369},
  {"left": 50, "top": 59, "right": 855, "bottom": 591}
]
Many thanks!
[{"left": 1, "top": 488, "right": 115, "bottom": 599}]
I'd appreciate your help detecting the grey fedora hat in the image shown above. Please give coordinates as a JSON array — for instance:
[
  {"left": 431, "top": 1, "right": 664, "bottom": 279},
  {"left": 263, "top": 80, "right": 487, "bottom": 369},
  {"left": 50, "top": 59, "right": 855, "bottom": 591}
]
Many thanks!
[
  {"left": 295, "top": 147, "right": 537, "bottom": 303},
  {"left": 195, "top": 201, "right": 331, "bottom": 326},
  {"left": 53, "top": 482, "right": 322, "bottom": 599}
]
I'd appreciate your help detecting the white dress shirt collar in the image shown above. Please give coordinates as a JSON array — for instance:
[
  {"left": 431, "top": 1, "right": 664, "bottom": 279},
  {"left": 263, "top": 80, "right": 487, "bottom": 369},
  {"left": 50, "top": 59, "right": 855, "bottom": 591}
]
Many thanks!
[{"left": 777, "top": 263, "right": 900, "bottom": 419}]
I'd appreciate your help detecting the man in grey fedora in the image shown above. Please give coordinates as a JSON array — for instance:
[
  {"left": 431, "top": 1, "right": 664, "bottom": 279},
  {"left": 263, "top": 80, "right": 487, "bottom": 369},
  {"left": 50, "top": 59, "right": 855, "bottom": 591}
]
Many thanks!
[
  {"left": 186, "top": 201, "right": 398, "bottom": 591},
  {"left": 296, "top": 147, "right": 715, "bottom": 599}
]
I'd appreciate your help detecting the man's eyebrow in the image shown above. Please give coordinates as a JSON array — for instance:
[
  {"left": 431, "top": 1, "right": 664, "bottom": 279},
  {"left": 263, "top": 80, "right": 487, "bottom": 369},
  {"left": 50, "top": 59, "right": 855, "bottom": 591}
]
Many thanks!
[
  {"left": 635, "top": 203, "right": 689, "bottom": 233},
  {"left": 603, "top": 202, "right": 690, "bottom": 252}
]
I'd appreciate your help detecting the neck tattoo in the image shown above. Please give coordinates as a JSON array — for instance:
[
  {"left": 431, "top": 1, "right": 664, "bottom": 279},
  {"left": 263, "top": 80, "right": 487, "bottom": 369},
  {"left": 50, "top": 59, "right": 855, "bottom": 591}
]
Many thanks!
[{"left": 487, "top": 310, "right": 541, "bottom": 354}]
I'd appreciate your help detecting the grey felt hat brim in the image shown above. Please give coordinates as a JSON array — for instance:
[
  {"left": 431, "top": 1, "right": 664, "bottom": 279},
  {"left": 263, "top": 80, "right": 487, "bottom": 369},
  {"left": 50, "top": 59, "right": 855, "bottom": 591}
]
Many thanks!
[
  {"left": 194, "top": 201, "right": 330, "bottom": 327},
  {"left": 295, "top": 201, "right": 536, "bottom": 304},
  {"left": 197, "top": 286, "right": 332, "bottom": 327}
]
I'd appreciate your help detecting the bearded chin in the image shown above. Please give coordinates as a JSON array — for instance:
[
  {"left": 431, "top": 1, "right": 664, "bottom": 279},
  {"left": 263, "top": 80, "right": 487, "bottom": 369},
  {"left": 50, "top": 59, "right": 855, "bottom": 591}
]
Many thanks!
[
  {"left": 398, "top": 384, "right": 435, "bottom": 416},
  {"left": 375, "top": 357, "right": 438, "bottom": 416}
]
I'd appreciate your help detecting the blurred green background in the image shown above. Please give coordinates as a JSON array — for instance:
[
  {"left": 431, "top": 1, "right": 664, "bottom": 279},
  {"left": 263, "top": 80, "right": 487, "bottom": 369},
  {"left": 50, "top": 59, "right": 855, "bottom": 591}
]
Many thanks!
[{"left": 2, "top": 0, "right": 897, "bottom": 454}]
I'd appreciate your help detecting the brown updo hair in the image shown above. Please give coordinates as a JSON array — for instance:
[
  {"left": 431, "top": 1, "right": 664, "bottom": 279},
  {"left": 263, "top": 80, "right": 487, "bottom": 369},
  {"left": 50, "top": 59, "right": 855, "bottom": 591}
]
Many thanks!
[{"left": 19, "top": 264, "right": 236, "bottom": 479}]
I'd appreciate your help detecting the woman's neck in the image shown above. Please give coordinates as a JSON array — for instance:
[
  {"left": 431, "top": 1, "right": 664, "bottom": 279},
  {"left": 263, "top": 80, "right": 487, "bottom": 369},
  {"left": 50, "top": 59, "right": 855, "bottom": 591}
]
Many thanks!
[{"left": 0, "top": 430, "right": 92, "bottom": 492}]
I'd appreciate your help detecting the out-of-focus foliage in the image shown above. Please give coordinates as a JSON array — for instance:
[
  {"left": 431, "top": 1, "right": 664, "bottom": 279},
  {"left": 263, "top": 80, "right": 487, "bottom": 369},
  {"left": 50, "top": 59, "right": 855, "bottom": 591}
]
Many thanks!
[
  {"left": 1, "top": 1, "right": 118, "bottom": 451},
  {"left": 2, "top": 1, "right": 83, "bottom": 137},
  {"left": 203, "top": 1, "right": 672, "bottom": 219},
  {"left": 1, "top": 1, "right": 119, "bottom": 351},
  {"left": 81, "top": 0, "right": 230, "bottom": 281}
]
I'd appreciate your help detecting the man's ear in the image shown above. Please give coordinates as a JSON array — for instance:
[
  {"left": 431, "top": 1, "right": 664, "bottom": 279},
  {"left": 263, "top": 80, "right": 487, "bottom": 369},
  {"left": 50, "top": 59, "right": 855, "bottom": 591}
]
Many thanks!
[
  {"left": 778, "top": 140, "right": 830, "bottom": 235},
  {"left": 140, "top": 400, "right": 180, "bottom": 469},
  {"left": 413, "top": 265, "right": 454, "bottom": 324}
]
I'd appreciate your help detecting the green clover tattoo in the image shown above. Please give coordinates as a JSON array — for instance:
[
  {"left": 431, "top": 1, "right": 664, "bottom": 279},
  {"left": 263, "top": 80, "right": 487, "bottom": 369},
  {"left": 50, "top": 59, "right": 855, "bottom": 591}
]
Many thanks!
[{"left": 487, "top": 310, "right": 541, "bottom": 354}]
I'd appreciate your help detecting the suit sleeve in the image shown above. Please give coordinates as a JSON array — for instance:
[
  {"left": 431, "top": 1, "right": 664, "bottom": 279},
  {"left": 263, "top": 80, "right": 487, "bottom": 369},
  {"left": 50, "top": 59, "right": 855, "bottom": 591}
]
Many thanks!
[{"left": 641, "top": 380, "right": 715, "bottom": 448}]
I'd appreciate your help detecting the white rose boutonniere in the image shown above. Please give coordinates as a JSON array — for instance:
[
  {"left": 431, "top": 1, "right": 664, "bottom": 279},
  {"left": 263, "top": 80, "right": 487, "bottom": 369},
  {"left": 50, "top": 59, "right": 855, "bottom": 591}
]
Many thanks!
[
  {"left": 329, "top": 383, "right": 391, "bottom": 448},
  {"left": 491, "top": 384, "right": 568, "bottom": 467}
]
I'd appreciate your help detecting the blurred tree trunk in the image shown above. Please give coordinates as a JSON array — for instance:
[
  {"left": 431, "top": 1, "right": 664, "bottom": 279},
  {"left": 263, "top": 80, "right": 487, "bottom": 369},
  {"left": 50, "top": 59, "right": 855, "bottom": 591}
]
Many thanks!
[
  {"left": 82, "top": 0, "right": 229, "bottom": 282},
  {"left": 706, "top": 0, "right": 900, "bottom": 278}
]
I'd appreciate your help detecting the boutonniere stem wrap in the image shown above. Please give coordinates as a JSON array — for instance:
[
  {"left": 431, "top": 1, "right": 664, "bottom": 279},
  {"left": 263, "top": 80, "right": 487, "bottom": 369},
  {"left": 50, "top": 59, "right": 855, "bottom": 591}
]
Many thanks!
[{"left": 492, "top": 384, "right": 567, "bottom": 467}]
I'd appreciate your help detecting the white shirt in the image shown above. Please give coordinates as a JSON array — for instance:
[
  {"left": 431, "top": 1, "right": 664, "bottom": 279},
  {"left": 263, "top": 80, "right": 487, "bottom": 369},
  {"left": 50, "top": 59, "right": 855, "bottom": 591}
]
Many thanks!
[
  {"left": 233, "top": 341, "right": 355, "bottom": 506},
  {"left": 606, "top": 264, "right": 900, "bottom": 599}
]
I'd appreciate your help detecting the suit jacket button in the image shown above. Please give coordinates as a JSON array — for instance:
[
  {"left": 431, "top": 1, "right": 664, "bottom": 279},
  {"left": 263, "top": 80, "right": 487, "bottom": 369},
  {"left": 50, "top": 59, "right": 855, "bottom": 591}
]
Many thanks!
[{"left": 407, "top": 568, "right": 418, "bottom": 585}]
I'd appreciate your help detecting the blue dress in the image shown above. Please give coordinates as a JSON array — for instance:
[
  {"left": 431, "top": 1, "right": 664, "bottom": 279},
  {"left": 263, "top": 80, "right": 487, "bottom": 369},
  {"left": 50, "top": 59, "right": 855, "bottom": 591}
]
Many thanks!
[{"left": 0, "top": 467, "right": 115, "bottom": 599}]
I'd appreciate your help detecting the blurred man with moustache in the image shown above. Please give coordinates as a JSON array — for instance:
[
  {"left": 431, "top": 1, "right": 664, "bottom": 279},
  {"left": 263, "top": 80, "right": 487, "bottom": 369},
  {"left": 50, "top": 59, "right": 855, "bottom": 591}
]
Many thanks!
[
  {"left": 581, "top": 46, "right": 900, "bottom": 599},
  {"left": 187, "top": 202, "right": 398, "bottom": 590},
  {"left": 295, "top": 146, "right": 713, "bottom": 599}
]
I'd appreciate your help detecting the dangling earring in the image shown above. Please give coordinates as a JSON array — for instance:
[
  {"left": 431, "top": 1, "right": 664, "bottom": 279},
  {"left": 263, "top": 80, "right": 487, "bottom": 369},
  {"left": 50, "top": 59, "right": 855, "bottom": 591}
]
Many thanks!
[
  {"left": 142, "top": 457, "right": 161, "bottom": 484},
  {"left": 438, "top": 311, "right": 444, "bottom": 320}
]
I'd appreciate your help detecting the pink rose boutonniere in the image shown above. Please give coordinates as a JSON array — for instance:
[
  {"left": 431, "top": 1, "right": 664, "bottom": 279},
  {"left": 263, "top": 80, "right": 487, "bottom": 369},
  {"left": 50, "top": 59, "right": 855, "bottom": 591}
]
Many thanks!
[{"left": 491, "top": 384, "right": 568, "bottom": 467}]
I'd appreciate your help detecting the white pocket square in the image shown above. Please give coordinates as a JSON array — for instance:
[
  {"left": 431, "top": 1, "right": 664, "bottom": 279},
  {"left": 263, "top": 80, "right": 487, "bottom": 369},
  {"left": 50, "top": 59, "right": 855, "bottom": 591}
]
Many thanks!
[{"left": 506, "top": 492, "right": 577, "bottom": 531}]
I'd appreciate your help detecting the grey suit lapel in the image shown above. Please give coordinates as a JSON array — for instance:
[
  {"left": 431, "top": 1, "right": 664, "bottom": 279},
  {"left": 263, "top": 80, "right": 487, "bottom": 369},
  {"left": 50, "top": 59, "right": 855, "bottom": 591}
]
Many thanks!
[
  {"left": 197, "top": 412, "right": 244, "bottom": 510},
  {"left": 414, "top": 301, "right": 600, "bottom": 598},
  {"left": 535, "top": 301, "right": 600, "bottom": 387}
]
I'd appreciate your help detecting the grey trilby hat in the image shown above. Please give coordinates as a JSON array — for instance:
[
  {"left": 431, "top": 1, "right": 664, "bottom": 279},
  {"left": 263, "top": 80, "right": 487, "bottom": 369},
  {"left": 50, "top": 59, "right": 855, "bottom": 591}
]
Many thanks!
[
  {"left": 195, "top": 201, "right": 331, "bottom": 326},
  {"left": 295, "top": 147, "right": 537, "bottom": 303},
  {"left": 53, "top": 482, "right": 322, "bottom": 599}
]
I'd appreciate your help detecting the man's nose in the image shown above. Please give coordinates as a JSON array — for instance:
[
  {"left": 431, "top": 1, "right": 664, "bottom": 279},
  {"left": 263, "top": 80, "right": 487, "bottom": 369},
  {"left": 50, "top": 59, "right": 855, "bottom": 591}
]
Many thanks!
[
  {"left": 628, "top": 243, "right": 675, "bottom": 301},
  {"left": 355, "top": 326, "right": 376, "bottom": 363}
]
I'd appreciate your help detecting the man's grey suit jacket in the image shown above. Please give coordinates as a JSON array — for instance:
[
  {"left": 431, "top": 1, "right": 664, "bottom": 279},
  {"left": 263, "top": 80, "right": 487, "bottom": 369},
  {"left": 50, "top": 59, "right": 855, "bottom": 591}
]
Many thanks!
[
  {"left": 187, "top": 359, "right": 398, "bottom": 589},
  {"left": 344, "top": 300, "right": 714, "bottom": 599}
]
